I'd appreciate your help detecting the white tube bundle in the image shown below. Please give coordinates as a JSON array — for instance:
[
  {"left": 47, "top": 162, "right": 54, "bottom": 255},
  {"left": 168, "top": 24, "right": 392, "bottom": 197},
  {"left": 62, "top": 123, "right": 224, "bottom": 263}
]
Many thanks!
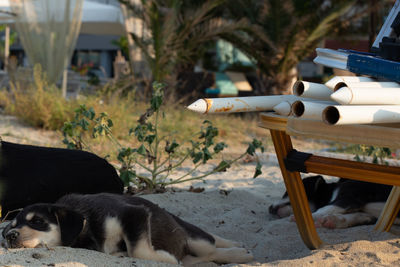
[
  {"left": 292, "top": 100, "right": 337, "bottom": 121},
  {"left": 272, "top": 97, "right": 310, "bottom": 116},
  {"left": 273, "top": 101, "right": 293, "bottom": 116},
  {"left": 324, "top": 76, "right": 375, "bottom": 91},
  {"left": 292, "top": 81, "right": 332, "bottom": 100},
  {"left": 323, "top": 105, "right": 400, "bottom": 125},
  {"left": 187, "top": 95, "right": 299, "bottom": 114},
  {"left": 331, "top": 83, "right": 400, "bottom": 105}
]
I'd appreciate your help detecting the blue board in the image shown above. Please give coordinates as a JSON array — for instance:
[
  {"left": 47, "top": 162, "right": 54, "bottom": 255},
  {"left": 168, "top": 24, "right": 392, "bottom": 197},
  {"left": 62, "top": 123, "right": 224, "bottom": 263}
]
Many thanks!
[{"left": 347, "top": 53, "right": 400, "bottom": 82}]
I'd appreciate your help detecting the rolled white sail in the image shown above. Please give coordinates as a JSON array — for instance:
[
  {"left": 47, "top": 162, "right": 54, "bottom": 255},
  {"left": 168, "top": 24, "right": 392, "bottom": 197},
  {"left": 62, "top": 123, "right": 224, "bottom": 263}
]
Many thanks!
[
  {"left": 323, "top": 105, "right": 400, "bottom": 125},
  {"left": 272, "top": 97, "right": 310, "bottom": 116},
  {"left": 331, "top": 86, "right": 400, "bottom": 105},
  {"left": 324, "top": 76, "right": 375, "bottom": 91},
  {"left": 292, "top": 100, "right": 336, "bottom": 121},
  {"left": 187, "top": 95, "right": 299, "bottom": 114},
  {"left": 273, "top": 101, "right": 292, "bottom": 116},
  {"left": 292, "top": 81, "right": 332, "bottom": 100}
]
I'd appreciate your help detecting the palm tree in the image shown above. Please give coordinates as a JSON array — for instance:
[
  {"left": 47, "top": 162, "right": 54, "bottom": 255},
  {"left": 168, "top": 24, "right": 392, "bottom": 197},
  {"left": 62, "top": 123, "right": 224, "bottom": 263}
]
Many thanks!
[
  {"left": 221, "top": 0, "right": 367, "bottom": 94},
  {"left": 119, "top": 0, "right": 246, "bottom": 94}
]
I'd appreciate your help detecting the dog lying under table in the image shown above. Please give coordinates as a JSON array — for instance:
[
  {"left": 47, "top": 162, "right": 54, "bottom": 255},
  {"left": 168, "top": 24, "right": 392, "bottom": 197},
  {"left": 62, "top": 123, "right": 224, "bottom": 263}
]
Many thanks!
[
  {"left": 2, "top": 193, "right": 253, "bottom": 265},
  {"left": 269, "top": 175, "right": 397, "bottom": 229}
]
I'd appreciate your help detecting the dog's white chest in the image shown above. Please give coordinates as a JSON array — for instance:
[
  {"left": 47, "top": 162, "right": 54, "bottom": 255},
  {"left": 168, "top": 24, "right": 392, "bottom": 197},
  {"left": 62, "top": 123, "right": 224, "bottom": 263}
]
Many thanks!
[{"left": 103, "top": 217, "right": 124, "bottom": 254}]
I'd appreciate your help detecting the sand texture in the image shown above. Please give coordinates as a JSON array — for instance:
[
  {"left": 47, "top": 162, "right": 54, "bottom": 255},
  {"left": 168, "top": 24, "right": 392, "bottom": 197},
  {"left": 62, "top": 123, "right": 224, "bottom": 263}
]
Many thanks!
[{"left": 1, "top": 115, "right": 400, "bottom": 266}]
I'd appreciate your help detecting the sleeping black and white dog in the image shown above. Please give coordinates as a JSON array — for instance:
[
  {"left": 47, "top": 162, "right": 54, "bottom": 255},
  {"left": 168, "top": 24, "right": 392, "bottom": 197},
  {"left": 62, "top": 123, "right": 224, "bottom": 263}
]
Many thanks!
[
  {"left": 269, "top": 175, "right": 396, "bottom": 229},
  {"left": 1, "top": 193, "right": 253, "bottom": 265}
]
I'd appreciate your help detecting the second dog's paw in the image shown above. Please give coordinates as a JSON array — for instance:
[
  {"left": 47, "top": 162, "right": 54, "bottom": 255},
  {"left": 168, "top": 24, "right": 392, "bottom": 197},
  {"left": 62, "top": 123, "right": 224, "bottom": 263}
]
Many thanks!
[
  {"left": 229, "top": 240, "right": 244, "bottom": 248},
  {"left": 232, "top": 248, "right": 254, "bottom": 263},
  {"left": 314, "top": 220, "right": 323, "bottom": 228},
  {"left": 317, "top": 214, "right": 346, "bottom": 229}
]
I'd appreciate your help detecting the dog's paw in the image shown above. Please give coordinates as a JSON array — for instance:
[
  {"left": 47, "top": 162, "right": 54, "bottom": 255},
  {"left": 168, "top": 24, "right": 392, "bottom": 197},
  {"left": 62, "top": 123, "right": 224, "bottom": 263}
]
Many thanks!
[
  {"left": 212, "top": 234, "right": 243, "bottom": 248},
  {"left": 231, "top": 240, "right": 244, "bottom": 248},
  {"left": 229, "top": 248, "right": 254, "bottom": 263},
  {"left": 316, "top": 214, "right": 346, "bottom": 229},
  {"left": 314, "top": 220, "right": 323, "bottom": 228},
  {"left": 242, "top": 249, "right": 254, "bottom": 263},
  {"left": 289, "top": 214, "right": 332, "bottom": 228}
]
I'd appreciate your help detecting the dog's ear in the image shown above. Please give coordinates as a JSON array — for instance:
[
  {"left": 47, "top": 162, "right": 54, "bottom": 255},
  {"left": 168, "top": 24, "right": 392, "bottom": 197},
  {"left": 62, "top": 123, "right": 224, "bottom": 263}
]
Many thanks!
[
  {"left": 313, "top": 175, "right": 326, "bottom": 192},
  {"left": 51, "top": 206, "right": 85, "bottom": 246},
  {"left": 2, "top": 221, "right": 14, "bottom": 238}
]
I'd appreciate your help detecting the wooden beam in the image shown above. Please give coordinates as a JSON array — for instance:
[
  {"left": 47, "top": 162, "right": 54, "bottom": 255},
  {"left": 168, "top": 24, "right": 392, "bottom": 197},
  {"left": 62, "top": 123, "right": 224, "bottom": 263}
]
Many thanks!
[
  {"left": 375, "top": 186, "right": 400, "bottom": 231},
  {"left": 305, "top": 155, "right": 400, "bottom": 186},
  {"left": 270, "top": 130, "right": 323, "bottom": 249}
]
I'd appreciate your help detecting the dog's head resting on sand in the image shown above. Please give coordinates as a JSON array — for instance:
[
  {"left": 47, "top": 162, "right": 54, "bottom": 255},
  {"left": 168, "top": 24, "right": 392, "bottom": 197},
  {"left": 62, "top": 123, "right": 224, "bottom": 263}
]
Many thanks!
[{"left": 2, "top": 203, "right": 84, "bottom": 248}]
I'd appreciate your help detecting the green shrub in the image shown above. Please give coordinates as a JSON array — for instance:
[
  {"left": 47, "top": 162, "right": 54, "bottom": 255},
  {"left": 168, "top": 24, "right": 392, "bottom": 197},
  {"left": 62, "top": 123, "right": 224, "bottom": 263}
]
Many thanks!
[
  {"left": 353, "top": 145, "right": 392, "bottom": 165},
  {"left": 62, "top": 82, "right": 264, "bottom": 191}
]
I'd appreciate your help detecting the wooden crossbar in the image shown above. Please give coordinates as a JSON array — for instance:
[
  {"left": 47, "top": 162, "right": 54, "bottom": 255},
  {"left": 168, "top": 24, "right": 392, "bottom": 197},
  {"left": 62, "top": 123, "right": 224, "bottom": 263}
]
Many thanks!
[{"left": 304, "top": 155, "right": 400, "bottom": 186}]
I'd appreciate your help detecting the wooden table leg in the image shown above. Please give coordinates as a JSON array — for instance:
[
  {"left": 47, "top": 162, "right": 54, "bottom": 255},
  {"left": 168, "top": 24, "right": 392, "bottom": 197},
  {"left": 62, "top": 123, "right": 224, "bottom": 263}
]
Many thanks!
[
  {"left": 270, "top": 129, "right": 323, "bottom": 249},
  {"left": 375, "top": 186, "right": 400, "bottom": 232}
]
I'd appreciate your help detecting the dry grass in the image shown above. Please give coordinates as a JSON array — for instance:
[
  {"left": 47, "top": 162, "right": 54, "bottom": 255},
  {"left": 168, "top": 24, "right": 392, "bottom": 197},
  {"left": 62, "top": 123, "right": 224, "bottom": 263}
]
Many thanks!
[
  {"left": 0, "top": 80, "right": 330, "bottom": 161},
  {"left": 0, "top": 67, "right": 75, "bottom": 130},
  {"left": 0, "top": 76, "right": 267, "bottom": 161},
  {"left": 0, "top": 67, "right": 331, "bottom": 161}
]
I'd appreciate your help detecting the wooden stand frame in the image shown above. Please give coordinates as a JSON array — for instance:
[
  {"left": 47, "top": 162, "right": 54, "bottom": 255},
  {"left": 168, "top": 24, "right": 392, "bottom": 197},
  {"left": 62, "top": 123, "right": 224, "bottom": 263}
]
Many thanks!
[
  {"left": 270, "top": 129, "right": 323, "bottom": 249},
  {"left": 260, "top": 113, "right": 400, "bottom": 249}
]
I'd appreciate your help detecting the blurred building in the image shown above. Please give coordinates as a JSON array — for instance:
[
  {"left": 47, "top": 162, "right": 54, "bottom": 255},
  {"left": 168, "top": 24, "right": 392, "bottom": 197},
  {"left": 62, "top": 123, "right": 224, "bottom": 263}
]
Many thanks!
[{"left": 8, "top": 0, "right": 124, "bottom": 79}]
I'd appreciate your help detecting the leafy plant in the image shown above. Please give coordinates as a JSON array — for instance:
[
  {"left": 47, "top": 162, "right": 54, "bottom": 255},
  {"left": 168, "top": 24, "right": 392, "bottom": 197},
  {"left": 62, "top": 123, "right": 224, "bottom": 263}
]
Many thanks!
[
  {"left": 353, "top": 145, "right": 392, "bottom": 165},
  {"left": 62, "top": 82, "right": 264, "bottom": 191},
  {"left": 111, "top": 36, "right": 130, "bottom": 60}
]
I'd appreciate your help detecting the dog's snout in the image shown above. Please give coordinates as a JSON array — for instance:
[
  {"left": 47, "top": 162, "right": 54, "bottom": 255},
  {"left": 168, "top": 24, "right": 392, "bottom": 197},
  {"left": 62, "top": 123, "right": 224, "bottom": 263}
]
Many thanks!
[{"left": 5, "top": 231, "right": 19, "bottom": 242}]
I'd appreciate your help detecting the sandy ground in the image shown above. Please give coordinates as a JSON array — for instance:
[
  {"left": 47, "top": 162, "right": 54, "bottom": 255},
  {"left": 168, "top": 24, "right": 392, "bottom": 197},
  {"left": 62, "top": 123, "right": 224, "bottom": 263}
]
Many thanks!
[
  {"left": 0, "top": 114, "right": 61, "bottom": 147},
  {"left": 1, "top": 115, "right": 400, "bottom": 266}
]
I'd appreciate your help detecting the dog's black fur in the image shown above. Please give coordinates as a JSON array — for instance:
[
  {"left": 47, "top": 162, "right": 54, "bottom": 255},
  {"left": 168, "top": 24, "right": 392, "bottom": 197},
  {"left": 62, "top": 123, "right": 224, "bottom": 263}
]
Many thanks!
[
  {"left": 2, "top": 193, "right": 253, "bottom": 265},
  {"left": 0, "top": 141, "right": 123, "bottom": 218},
  {"left": 269, "top": 176, "right": 393, "bottom": 228}
]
